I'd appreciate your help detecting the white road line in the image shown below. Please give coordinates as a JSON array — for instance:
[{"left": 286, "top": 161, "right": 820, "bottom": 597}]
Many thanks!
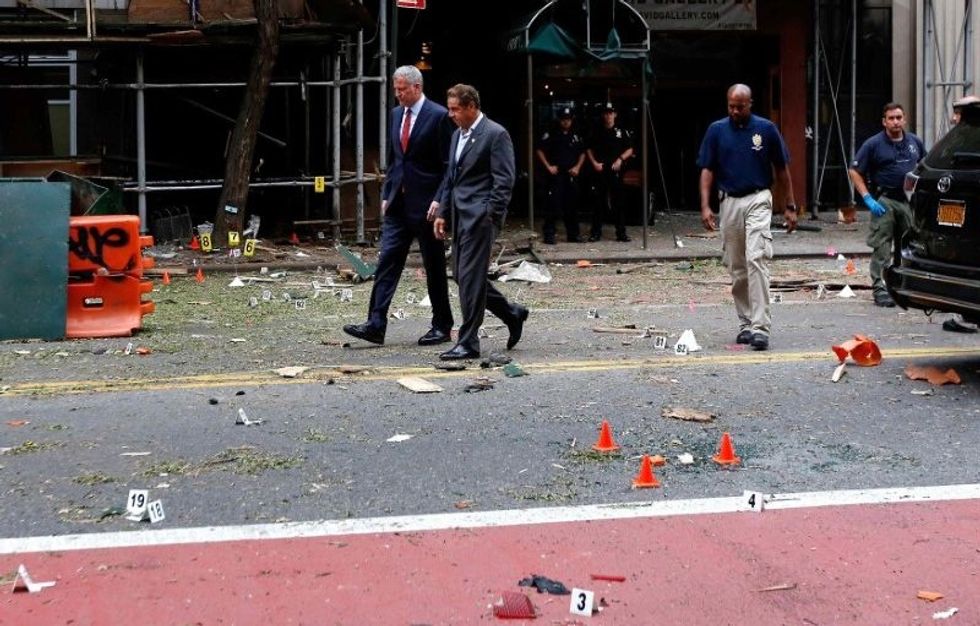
[{"left": 2, "top": 483, "right": 978, "bottom": 555}]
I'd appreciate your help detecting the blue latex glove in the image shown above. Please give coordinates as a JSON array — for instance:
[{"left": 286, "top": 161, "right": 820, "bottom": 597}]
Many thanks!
[{"left": 863, "top": 193, "right": 887, "bottom": 217}]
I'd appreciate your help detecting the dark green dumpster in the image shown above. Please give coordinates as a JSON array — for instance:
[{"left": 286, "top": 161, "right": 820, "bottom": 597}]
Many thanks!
[{"left": 0, "top": 178, "right": 71, "bottom": 340}]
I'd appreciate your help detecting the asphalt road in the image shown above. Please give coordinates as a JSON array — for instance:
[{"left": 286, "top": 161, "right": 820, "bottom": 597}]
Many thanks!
[{"left": 2, "top": 289, "right": 979, "bottom": 537}]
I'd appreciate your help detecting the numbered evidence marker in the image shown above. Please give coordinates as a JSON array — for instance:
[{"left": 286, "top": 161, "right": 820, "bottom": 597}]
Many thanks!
[
  {"left": 200, "top": 233, "right": 213, "bottom": 253},
  {"left": 244, "top": 239, "right": 257, "bottom": 257},
  {"left": 147, "top": 499, "right": 166, "bottom": 523},
  {"left": 674, "top": 342, "right": 689, "bottom": 356},
  {"left": 294, "top": 299, "right": 307, "bottom": 311},
  {"left": 741, "top": 490, "right": 767, "bottom": 513},
  {"left": 652, "top": 331, "right": 668, "bottom": 350},
  {"left": 261, "top": 289, "right": 273, "bottom": 301},
  {"left": 569, "top": 588, "right": 595, "bottom": 617},
  {"left": 125, "top": 489, "right": 150, "bottom": 521},
  {"left": 314, "top": 176, "right": 326, "bottom": 193},
  {"left": 228, "top": 231, "right": 241, "bottom": 247},
  {"left": 12, "top": 564, "right": 56, "bottom": 593}
]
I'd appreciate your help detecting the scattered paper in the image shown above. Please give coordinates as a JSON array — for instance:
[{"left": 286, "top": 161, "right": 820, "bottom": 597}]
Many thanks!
[
  {"left": 120, "top": 451, "right": 151, "bottom": 457},
  {"left": 756, "top": 583, "right": 797, "bottom": 592},
  {"left": 832, "top": 362, "right": 846, "bottom": 382},
  {"left": 12, "top": 564, "right": 56, "bottom": 593},
  {"left": 499, "top": 260, "right": 552, "bottom": 283},
  {"left": 662, "top": 406, "right": 715, "bottom": 422},
  {"left": 397, "top": 377, "right": 443, "bottom": 393},
  {"left": 933, "top": 608, "right": 958, "bottom": 620},
  {"left": 235, "top": 408, "right": 262, "bottom": 426},
  {"left": 677, "top": 453, "right": 695, "bottom": 465},
  {"left": 274, "top": 366, "right": 309, "bottom": 378},
  {"left": 911, "top": 388, "right": 935, "bottom": 396},
  {"left": 386, "top": 434, "right": 414, "bottom": 443}
]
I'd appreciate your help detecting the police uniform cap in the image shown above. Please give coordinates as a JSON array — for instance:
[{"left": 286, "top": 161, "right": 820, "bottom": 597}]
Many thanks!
[
  {"left": 601, "top": 102, "right": 616, "bottom": 113},
  {"left": 558, "top": 107, "right": 573, "bottom": 119}
]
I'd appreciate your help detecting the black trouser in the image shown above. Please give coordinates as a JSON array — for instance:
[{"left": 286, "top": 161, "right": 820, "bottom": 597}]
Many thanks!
[
  {"left": 542, "top": 173, "right": 580, "bottom": 241},
  {"left": 591, "top": 169, "right": 626, "bottom": 239}
]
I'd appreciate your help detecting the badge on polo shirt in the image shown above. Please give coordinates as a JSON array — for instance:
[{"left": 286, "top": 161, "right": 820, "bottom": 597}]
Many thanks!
[{"left": 752, "top": 134, "right": 763, "bottom": 151}]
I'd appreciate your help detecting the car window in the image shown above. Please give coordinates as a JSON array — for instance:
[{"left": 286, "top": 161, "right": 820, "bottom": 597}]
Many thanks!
[{"left": 925, "top": 120, "right": 980, "bottom": 169}]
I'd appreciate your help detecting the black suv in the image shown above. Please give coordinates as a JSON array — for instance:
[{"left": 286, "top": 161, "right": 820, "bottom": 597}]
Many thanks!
[{"left": 885, "top": 101, "right": 980, "bottom": 323}]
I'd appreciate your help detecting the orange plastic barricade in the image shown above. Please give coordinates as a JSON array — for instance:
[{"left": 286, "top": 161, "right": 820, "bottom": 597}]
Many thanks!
[
  {"left": 66, "top": 273, "right": 155, "bottom": 338},
  {"left": 68, "top": 215, "right": 155, "bottom": 277}
]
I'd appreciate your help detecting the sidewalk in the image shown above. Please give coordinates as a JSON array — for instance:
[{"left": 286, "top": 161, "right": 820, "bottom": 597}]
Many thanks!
[{"left": 149, "top": 210, "right": 871, "bottom": 273}]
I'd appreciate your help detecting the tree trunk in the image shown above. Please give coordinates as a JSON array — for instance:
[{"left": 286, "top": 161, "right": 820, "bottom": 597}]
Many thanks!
[{"left": 215, "top": 0, "right": 280, "bottom": 239}]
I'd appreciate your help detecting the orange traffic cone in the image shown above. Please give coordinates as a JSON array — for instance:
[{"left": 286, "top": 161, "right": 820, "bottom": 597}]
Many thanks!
[
  {"left": 162, "top": 271, "right": 171, "bottom": 285},
  {"left": 632, "top": 455, "right": 661, "bottom": 489},
  {"left": 289, "top": 232, "right": 301, "bottom": 244},
  {"left": 591, "top": 420, "right": 620, "bottom": 452},
  {"left": 195, "top": 267, "right": 205, "bottom": 283},
  {"left": 844, "top": 259, "right": 857, "bottom": 275},
  {"left": 712, "top": 432, "right": 741, "bottom": 466},
  {"left": 189, "top": 235, "right": 201, "bottom": 250},
  {"left": 831, "top": 334, "right": 882, "bottom": 366}
]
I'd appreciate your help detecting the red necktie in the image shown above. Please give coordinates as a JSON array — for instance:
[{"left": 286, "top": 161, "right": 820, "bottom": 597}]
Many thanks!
[{"left": 400, "top": 108, "right": 412, "bottom": 152}]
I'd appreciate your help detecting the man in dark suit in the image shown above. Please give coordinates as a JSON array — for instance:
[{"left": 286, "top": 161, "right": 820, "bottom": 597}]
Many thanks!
[
  {"left": 433, "top": 84, "right": 529, "bottom": 360},
  {"left": 343, "top": 65, "right": 455, "bottom": 347}
]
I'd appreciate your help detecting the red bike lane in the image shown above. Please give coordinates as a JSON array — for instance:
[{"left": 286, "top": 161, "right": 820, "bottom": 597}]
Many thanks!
[{"left": 2, "top": 489, "right": 977, "bottom": 625}]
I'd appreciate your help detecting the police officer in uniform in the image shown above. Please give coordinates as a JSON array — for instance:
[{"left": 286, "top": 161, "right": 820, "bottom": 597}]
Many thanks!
[
  {"left": 586, "top": 102, "right": 634, "bottom": 242},
  {"left": 847, "top": 102, "right": 925, "bottom": 307},
  {"left": 535, "top": 107, "right": 586, "bottom": 244}
]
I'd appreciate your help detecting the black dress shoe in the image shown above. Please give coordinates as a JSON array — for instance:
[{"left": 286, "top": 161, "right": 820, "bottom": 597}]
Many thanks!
[
  {"left": 616, "top": 235, "right": 632, "bottom": 242},
  {"left": 736, "top": 330, "right": 753, "bottom": 344},
  {"left": 943, "top": 317, "right": 978, "bottom": 333},
  {"left": 873, "top": 292, "right": 896, "bottom": 307},
  {"left": 750, "top": 333, "right": 769, "bottom": 351},
  {"left": 418, "top": 327, "right": 452, "bottom": 345},
  {"left": 567, "top": 236, "right": 585, "bottom": 243},
  {"left": 440, "top": 344, "right": 480, "bottom": 360},
  {"left": 588, "top": 234, "right": 601, "bottom": 242},
  {"left": 343, "top": 323, "right": 385, "bottom": 345},
  {"left": 506, "top": 306, "right": 529, "bottom": 350}
]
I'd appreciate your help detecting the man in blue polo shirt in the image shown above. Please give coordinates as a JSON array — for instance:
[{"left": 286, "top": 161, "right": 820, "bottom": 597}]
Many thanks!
[
  {"left": 698, "top": 83, "right": 798, "bottom": 351},
  {"left": 848, "top": 102, "right": 926, "bottom": 307}
]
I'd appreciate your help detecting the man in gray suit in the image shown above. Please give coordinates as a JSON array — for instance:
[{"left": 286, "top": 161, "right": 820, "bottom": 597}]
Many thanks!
[{"left": 434, "top": 84, "right": 529, "bottom": 360}]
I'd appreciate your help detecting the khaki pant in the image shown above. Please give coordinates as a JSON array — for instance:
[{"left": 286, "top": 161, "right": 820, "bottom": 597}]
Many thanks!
[
  {"left": 867, "top": 196, "right": 913, "bottom": 296},
  {"left": 720, "top": 190, "right": 774, "bottom": 336}
]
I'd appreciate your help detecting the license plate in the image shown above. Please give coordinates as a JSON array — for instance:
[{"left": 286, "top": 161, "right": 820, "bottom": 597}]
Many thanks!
[{"left": 937, "top": 201, "right": 965, "bottom": 227}]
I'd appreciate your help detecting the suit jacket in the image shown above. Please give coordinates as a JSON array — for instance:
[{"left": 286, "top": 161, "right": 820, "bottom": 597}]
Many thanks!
[
  {"left": 438, "top": 115, "right": 516, "bottom": 231},
  {"left": 382, "top": 97, "right": 455, "bottom": 219}
]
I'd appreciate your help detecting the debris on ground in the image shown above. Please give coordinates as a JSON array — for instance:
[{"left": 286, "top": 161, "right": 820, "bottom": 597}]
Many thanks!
[
  {"left": 677, "top": 453, "right": 695, "bottom": 465},
  {"left": 832, "top": 334, "right": 882, "bottom": 366},
  {"left": 904, "top": 365, "right": 961, "bottom": 385},
  {"left": 454, "top": 499, "right": 474, "bottom": 509},
  {"left": 933, "top": 608, "right": 958, "bottom": 620},
  {"left": 917, "top": 591, "right": 945, "bottom": 602},
  {"left": 274, "top": 366, "right": 309, "bottom": 378},
  {"left": 502, "top": 363, "right": 526, "bottom": 377},
  {"left": 434, "top": 361, "right": 467, "bottom": 371},
  {"left": 832, "top": 363, "right": 847, "bottom": 382},
  {"left": 518, "top": 574, "right": 571, "bottom": 595},
  {"left": 498, "top": 260, "right": 552, "bottom": 283},
  {"left": 662, "top": 406, "right": 715, "bottom": 422},
  {"left": 492, "top": 591, "right": 537, "bottom": 619},
  {"left": 397, "top": 377, "right": 443, "bottom": 393},
  {"left": 615, "top": 261, "right": 660, "bottom": 274},
  {"left": 755, "top": 583, "right": 797, "bottom": 592},
  {"left": 464, "top": 377, "right": 496, "bottom": 393},
  {"left": 590, "top": 574, "right": 626, "bottom": 582},
  {"left": 481, "top": 354, "right": 512, "bottom": 368},
  {"left": 236, "top": 408, "right": 262, "bottom": 425},
  {"left": 911, "top": 388, "right": 935, "bottom": 396},
  {"left": 386, "top": 434, "right": 414, "bottom": 443}
]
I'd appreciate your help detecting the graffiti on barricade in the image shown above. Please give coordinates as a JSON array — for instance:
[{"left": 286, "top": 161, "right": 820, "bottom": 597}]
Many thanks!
[{"left": 69, "top": 225, "right": 135, "bottom": 273}]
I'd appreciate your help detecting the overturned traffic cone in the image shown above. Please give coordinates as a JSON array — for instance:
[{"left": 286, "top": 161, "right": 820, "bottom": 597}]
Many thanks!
[
  {"left": 632, "top": 455, "right": 661, "bottom": 489},
  {"left": 189, "top": 235, "right": 201, "bottom": 250},
  {"left": 162, "top": 271, "right": 171, "bottom": 285},
  {"left": 289, "top": 232, "right": 301, "bottom": 244},
  {"left": 832, "top": 334, "right": 882, "bottom": 366},
  {"left": 712, "top": 432, "right": 741, "bottom": 466},
  {"left": 591, "top": 420, "right": 620, "bottom": 452},
  {"left": 195, "top": 267, "right": 205, "bottom": 283}
]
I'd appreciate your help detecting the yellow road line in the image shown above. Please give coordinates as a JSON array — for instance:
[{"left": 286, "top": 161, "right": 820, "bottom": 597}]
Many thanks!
[{"left": 4, "top": 346, "right": 979, "bottom": 397}]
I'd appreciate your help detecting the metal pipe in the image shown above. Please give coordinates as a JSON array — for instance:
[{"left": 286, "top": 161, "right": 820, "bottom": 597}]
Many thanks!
[
  {"left": 378, "top": 0, "right": 388, "bottom": 184},
  {"left": 332, "top": 51, "right": 342, "bottom": 241},
  {"left": 641, "top": 63, "right": 648, "bottom": 250},
  {"left": 923, "top": 0, "right": 933, "bottom": 147},
  {"left": 527, "top": 52, "right": 534, "bottom": 230},
  {"left": 0, "top": 78, "right": 384, "bottom": 90},
  {"left": 136, "top": 52, "right": 147, "bottom": 233},
  {"left": 178, "top": 97, "right": 287, "bottom": 147},
  {"left": 811, "top": 0, "right": 820, "bottom": 216},
  {"left": 355, "top": 15, "right": 365, "bottom": 242},
  {"left": 303, "top": 66, "right": 311, "bottom": 219},
  {"left": 849, "top": 0, "right": 857, "bottom": 204},
  {"left": 122, "top": 177, "right": 382, "bottom": 192}
]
